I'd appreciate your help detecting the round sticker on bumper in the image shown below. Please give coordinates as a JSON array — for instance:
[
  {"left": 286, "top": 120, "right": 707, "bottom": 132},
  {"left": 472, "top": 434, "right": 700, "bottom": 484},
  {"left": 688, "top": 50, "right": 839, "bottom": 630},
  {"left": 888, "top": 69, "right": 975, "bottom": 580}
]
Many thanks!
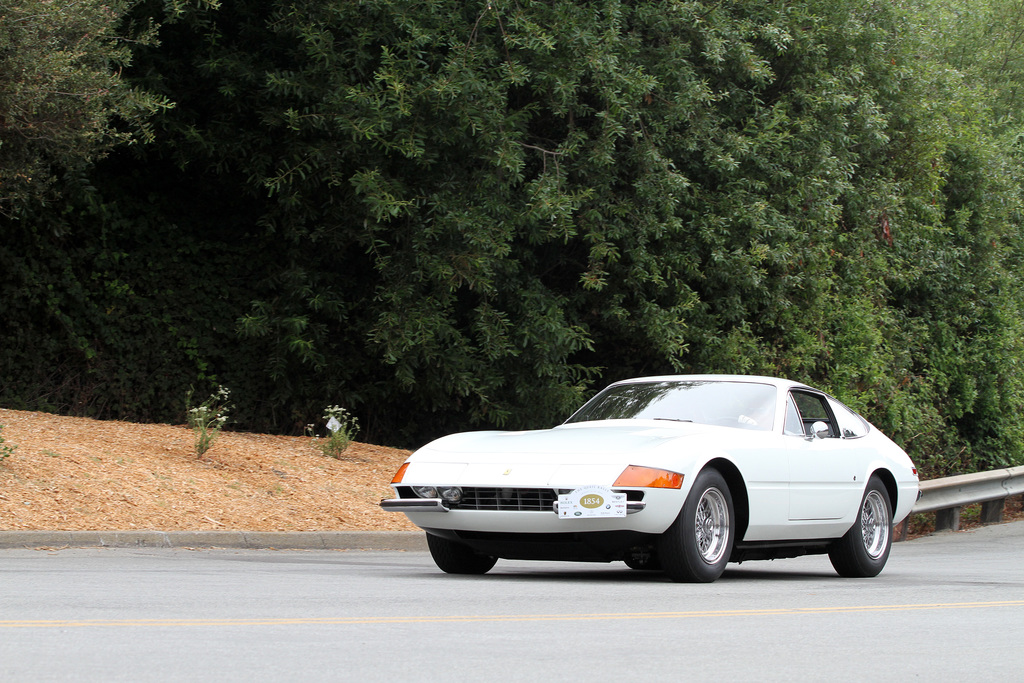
[{"left": 558, "top": 486, "right": 627, "bottom": 519}]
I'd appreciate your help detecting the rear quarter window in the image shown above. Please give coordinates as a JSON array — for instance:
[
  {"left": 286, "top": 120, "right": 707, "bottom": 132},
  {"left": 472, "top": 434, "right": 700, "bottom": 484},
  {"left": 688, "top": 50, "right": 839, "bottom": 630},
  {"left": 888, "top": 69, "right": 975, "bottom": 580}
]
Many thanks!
[{"left": 828, "top": 398, "right": 870, "bottom": 438}]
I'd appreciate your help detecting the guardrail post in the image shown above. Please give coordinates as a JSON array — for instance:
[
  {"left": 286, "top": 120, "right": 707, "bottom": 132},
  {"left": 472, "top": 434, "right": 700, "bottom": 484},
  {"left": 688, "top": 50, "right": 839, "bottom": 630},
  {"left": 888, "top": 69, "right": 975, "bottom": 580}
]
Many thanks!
[
  {"left": 933, "top": 507, "right": 960, "bottom": 532},
  {"left": 980, "top": 498, "right": 1005, "bottom": 524}
]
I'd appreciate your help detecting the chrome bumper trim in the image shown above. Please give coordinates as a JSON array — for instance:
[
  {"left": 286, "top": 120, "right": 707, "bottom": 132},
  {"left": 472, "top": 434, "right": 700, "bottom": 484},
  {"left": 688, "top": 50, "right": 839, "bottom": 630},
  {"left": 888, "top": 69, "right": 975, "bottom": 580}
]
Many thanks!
[{"left": 380, "top": 498, "right": 448, "bottom": 513}]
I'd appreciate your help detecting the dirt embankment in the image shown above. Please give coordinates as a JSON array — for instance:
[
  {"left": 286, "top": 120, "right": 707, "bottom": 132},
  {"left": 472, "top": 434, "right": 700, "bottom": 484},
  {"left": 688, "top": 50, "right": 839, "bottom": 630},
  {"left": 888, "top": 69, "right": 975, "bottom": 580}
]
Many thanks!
[{"left": 0, "top": 408, "right": 417, "bottom": 532}]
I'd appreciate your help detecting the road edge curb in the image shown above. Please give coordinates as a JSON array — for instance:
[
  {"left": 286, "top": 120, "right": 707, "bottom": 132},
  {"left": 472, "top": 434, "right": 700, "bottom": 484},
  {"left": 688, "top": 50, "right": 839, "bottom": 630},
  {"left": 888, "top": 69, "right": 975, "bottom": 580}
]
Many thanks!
[{"left": 0, "top": 530, "right": 428, "bottom": 551}]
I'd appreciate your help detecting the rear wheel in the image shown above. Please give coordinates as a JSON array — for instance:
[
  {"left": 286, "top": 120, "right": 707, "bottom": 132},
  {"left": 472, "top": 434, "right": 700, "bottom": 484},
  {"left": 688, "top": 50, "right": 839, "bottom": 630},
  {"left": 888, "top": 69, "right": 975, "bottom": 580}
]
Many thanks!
[
  {"left": 658, "top": 468, "right": 734, "bottom": 583},
  {"left": 828, "top": 475, "right": 892, "bottom": 578},
  {"left": 426, "top": 533, "right": 498, "bottom": 575}
]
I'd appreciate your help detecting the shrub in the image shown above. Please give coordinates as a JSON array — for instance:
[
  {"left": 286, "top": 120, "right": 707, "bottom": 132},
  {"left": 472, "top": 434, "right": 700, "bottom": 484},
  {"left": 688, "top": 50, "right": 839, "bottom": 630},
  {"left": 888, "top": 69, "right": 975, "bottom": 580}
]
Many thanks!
[
  {"left": 186, "top": 386, "right": 232, "bottom": 457},
  {"left": 0, "top": 424, "right": 15, "bottom": 463},
  {"left": 317, "top": 406, "right": 359, "bottom": 459}
]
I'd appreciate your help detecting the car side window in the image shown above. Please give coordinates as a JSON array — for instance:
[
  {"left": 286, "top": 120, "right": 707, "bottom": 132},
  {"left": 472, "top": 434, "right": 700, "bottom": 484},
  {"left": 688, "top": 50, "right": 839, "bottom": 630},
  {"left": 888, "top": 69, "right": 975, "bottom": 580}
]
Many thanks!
[
  {"left": 790, "top": 391, "right": 838, "bottom": 438},
  {"left": 828, "top": 398, "right": 870, "bottom": 438},
  {"left": 784, "top": 396, "right": 804, "bottom": 436}
]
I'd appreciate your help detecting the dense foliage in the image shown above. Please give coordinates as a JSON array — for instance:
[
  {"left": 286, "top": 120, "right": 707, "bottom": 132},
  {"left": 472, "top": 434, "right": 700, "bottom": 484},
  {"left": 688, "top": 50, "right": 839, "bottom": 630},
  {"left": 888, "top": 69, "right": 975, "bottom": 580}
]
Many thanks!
[
  {"left": 0, "top": 0, "right": 167, "bottom": 212},
  {"left": 2, "top": 0, "right": 1024, "bottom": 475}
]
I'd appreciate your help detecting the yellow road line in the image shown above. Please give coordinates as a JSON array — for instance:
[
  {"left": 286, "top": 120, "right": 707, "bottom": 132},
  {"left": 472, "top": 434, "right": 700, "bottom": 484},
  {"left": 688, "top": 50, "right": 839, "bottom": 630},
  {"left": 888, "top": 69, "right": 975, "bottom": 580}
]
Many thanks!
[{"left": 1, "top": 600, "right": 1023, "bottom": 628}]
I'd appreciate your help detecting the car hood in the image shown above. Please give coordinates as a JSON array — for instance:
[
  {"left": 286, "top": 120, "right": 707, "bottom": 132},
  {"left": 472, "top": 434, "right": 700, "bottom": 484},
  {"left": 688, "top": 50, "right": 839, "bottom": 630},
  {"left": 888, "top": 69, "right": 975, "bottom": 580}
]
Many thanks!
[
  {"left": 403, "top": 420, "right": 733, "bottom": 488},
  {"left": 418, "top": 420, "right": 722, "bottom": 459}
]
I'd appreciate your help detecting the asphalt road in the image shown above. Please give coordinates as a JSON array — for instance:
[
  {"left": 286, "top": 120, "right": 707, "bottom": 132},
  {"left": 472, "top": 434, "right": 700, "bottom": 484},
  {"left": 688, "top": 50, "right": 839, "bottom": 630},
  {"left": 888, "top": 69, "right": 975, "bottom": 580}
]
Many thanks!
[{"left": 2, "top": 524, "right": 1023, "bottom": 682}]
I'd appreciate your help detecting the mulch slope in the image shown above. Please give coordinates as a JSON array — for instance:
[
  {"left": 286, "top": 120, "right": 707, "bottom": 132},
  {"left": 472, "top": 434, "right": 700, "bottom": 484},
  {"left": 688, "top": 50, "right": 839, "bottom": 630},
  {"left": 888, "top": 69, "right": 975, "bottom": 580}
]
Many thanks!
[{"left": 0, "top": 408, "right": 417, "bottom": 532}]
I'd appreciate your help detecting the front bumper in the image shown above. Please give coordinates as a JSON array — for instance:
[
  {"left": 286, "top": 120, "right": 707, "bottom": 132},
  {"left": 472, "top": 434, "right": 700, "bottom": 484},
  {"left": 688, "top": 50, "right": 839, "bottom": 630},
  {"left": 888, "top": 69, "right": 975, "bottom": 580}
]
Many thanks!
[{"left": 379, "top": 497, "right": 647, "bottom": 515}]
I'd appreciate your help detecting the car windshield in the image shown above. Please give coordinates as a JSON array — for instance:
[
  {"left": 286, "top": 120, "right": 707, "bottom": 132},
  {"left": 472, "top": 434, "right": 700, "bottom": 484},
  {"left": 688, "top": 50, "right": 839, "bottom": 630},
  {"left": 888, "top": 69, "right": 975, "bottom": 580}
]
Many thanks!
[{"left": 565, "top": 380, "right": 777, "bottom": 431}]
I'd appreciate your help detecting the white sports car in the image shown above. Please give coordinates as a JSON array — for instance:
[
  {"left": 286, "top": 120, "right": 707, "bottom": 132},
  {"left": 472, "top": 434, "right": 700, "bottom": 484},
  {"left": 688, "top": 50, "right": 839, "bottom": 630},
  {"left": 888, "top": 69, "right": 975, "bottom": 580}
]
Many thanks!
[{"left": 381, "top": 375, "right": 920, "bottom": 582}]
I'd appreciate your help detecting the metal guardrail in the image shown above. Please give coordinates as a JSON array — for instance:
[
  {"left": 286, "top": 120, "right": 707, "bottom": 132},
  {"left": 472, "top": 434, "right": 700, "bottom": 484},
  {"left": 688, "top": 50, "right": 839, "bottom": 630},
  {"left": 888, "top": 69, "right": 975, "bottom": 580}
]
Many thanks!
[{"left": 907, "top": 465, "right": 1024, "bottom": 533}]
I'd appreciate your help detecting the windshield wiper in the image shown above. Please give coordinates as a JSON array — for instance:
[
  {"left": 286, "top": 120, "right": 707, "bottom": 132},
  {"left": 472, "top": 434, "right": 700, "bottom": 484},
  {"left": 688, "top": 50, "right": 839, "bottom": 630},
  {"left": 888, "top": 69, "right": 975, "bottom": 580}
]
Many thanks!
[{"left": 653, "top": 417, "right": 693, "bottom": 422}]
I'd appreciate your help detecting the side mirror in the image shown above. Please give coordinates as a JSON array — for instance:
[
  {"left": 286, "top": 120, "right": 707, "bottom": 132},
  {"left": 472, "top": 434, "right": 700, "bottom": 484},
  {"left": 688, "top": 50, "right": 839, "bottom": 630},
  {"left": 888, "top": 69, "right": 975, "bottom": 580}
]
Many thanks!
[{"left": 810, "top": 421, "right": 830, "bottom": 439}]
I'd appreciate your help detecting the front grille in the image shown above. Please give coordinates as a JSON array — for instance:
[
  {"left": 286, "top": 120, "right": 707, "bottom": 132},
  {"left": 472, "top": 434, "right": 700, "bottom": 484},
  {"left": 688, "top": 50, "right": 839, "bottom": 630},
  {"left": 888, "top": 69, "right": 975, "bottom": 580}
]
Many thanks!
[
  {"left": 457, "top": 487, "right": 557, "bottom": 511},
  {"left": 394, "top": 486, "right": 644, "bottom": 511}
]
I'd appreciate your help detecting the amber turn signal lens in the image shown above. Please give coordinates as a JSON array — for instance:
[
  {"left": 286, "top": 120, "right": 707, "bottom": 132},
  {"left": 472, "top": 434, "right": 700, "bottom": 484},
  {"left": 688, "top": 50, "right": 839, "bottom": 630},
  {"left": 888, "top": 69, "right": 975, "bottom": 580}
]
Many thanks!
[
  {"left": 613, "top": 465, "right": 684, "bottom": 489},
  {"left": 391, "top": 462, "right": 410, "bottom": 484}
]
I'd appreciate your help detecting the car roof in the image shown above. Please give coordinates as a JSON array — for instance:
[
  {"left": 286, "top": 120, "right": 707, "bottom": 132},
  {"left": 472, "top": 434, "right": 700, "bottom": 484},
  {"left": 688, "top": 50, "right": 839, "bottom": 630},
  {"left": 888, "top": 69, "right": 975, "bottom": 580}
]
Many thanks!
[{"left": 607, "top": 374, "right": 815, "bottom": 392}]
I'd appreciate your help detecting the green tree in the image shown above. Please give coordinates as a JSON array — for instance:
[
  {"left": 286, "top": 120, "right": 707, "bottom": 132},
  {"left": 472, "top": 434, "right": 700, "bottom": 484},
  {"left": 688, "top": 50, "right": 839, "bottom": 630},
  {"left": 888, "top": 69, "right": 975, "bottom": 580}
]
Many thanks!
[
  {"left": 0, "top": 0, "right": 167, "bottom": 212},
  {"left": 916, "top": 0, "right": 1024, "bottom": 123},
  {"left": 4, "top": 0, "right": 1024, "bottom": 473}
]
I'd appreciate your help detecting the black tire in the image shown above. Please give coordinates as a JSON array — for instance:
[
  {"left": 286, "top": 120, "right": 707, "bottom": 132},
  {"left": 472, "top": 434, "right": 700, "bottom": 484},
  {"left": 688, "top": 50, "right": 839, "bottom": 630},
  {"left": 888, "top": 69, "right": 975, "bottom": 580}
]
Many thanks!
[
  {"left": 828, "top": 475, "right": 893, "bottom": 578},
  {"left": 426, "top": 533, "right": 498, "bottom": 575},
  {"left": 658, "top": 468, "right": 735, "bottom": 583}
]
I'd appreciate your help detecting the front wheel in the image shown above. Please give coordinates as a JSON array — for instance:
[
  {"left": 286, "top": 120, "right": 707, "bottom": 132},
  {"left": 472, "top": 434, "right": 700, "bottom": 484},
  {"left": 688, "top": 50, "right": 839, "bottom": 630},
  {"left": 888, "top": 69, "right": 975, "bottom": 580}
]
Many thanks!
[
  {"left": 426, "top": 533, "right": 498, "bottom": 575},
  {"left": 658, "top": 468, "right": 734, "bottom": 583},
  {"left": 828, "top": 475, "right": 893, "bottom": 578}
]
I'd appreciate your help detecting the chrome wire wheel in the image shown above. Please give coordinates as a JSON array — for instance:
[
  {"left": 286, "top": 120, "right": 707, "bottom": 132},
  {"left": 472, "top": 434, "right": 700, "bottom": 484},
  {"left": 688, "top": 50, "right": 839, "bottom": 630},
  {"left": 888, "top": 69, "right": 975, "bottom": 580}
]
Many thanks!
[
  {"left": 660, "top": 468, "right": 735, "bottom": 582},
  {"left": 860, "top": 489, "right": 890, "bottom": 560},
  {"left": 694, "top": 486, "right": 730, "bottom": 565},
  {"left": 828, "top": 475, "right": 893, "bottom": 578}
]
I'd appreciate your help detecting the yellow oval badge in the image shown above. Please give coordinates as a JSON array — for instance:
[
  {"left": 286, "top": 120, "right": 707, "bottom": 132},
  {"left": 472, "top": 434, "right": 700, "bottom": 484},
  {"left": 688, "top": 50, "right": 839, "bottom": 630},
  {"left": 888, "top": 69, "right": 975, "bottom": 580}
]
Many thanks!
[{"left": 580, "top": 494, "right": 604, "bottom": 509}]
